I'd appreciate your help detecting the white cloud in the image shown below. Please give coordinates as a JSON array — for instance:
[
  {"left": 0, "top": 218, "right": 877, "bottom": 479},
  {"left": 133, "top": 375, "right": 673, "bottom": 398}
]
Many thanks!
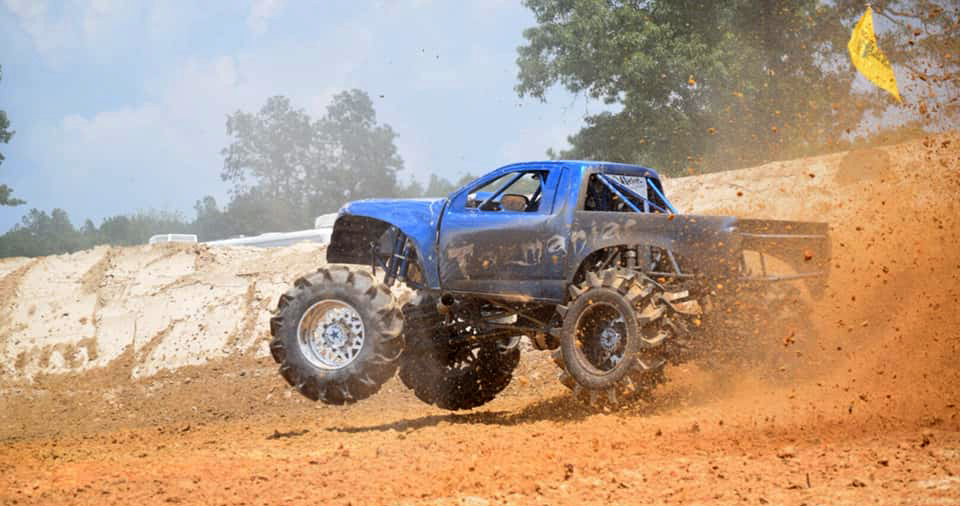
[
  {"left": 48, "top": 61, "right": 239, "bottom": 216},
  {"left": 33, "top": 29, "right": 374, "bottom": 220},
  {"left": 2, "top": 0, "right": 134, "bottom": 64},
  {"left": 2, "top": 0, "right": 45, "bottom": 19},
  {"left": 3, "top": 0, "right": 62, "bottom": 55},
  {"left": 247, "top": 0, "right": 285, "bottom": 34},
  {"left": 81, "top": 0, "right": 122, "bottom": 40}
]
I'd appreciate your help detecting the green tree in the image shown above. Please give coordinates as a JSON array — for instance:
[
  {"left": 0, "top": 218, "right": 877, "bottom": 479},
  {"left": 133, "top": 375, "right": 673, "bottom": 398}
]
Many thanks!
[
  {"left": 423, "top": 173, "right": 477, "bottom": 197},
  {"left": 0, "top": 65, "right": 23, "bottom": 207},
  {"left": 312, "top": 89, "right": 404, "bottom": 213},
  {"left": 393, "top": 172, "right": 478, "bottom": 199},
  {"left": 192, "top": 195, "right": 235, "bottom": 241},
  {"left": 0, "top": 207, "right": 194, "bottom": 258},
  {"left": 515, "top": 0, "right": 865, "bottom": 175},
  {"left": 91, "top": 210, "right": 189, "bottom": 246},
  {"left": 221, "top": 90, "right": 404, "bottom": 233},
  {"left": 221, "top": 95, "right": 316, "bottom": 229},
  {"left": 0, "top": 208, "right": 83, "bottom": 257},
  {"left": 396, "top": 177, "right": 426, "bottom": 198},
  {"left": 221, "top": 188, "right": 301, "bottom": 237}
]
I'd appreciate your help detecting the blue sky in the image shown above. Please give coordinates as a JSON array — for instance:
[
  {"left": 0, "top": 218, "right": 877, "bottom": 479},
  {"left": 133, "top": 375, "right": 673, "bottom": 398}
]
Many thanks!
[{"left": 0, "top": 0, "right": 601, "bottom": 230}]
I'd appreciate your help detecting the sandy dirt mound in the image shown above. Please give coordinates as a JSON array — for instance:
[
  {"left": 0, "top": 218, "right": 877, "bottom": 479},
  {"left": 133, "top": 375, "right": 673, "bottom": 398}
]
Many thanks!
[
  {"left": 0, "top": 134, "right": 958, "bottom": 505},
  {"left": 0, "top": 242, "right": 327, "bottom": 383}
]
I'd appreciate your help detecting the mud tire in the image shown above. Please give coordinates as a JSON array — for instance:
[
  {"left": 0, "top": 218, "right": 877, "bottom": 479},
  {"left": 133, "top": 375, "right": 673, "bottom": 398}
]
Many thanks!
[
  {"left": 555, "top": 269, "right": 688, "bottom": 409},
  {"left": 269, "top": 265, "right": 404, "bottom": 404},
  {"left": 398, "top": 295, "right": 520, "bottom": 411}
]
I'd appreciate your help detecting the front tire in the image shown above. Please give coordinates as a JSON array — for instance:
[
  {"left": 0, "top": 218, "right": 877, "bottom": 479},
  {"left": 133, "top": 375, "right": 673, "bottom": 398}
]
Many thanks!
[{"left": 269, "top": 265, "right": 404, "bottom": 404}]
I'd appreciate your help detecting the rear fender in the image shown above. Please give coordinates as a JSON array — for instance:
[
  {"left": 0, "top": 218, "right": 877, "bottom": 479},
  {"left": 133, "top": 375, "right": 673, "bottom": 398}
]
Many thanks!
[
  {"left": 566, "top": 214, "right": 830, "bottom": 298},
  {"left": 566, "top": 212, "right": 742, "bottom": 287}
]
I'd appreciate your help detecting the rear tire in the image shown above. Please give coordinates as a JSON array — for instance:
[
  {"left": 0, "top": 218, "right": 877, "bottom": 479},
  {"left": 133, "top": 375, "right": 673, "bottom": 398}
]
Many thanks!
[
  {"left": 269, "top": 265, "right": 404, "bottom": 404},
  {"left": 555, "top": 269, "right": 694, "bottom": 409},
  {"left": 398, "top": 295, "right": 520, "bottom": 411}
]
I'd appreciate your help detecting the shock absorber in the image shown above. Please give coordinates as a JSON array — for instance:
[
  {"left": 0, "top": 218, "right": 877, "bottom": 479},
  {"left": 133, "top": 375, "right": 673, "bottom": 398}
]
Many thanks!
[
  {"left": 624, "top": 248, "right": 638, "bottom": 269},
  {"left": 384, "top": 230, "right": 412, "bottom": 286}
]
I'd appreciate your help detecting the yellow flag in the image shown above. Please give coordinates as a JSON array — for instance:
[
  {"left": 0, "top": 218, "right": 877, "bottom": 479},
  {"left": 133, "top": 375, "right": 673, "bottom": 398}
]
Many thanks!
[{"left": 848, "top": 7, "right": 901, "bottom": 102}]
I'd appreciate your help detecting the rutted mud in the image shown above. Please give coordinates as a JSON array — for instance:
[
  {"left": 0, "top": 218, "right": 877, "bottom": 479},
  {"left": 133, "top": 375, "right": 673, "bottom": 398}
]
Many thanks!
[{"left": 1, "top": 135, "right": 958, "bottom": 505}]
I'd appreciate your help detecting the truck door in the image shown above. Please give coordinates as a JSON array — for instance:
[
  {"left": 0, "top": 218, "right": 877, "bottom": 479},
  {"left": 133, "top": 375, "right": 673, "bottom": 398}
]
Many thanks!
[{"left": 438, "top": 166, "right": 565, "bottom": 300}]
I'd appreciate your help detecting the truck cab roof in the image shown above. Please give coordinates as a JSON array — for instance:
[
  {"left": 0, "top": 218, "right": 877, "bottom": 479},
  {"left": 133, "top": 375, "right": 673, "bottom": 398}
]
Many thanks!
[{"left": 496, "top": 160, "right": 664, "bottom": 183}]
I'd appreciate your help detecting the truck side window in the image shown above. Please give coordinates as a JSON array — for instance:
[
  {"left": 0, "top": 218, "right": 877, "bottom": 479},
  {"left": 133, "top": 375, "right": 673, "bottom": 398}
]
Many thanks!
[
  {"left": 583, "top": 174, "right": 664, "bottom": 213},
  {"left": 584, "top": 175, "right": 628, "bottom": 211},
  {"left": 466, "top": 171, "right": 547, "bottom": 212}
]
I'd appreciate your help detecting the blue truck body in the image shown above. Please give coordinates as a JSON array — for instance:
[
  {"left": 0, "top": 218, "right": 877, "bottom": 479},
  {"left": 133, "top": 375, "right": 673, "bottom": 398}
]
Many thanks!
[
  {"left": 272, "top": 159, "right": 832, "bottom": 410},
  {"left": 328, "top": 160, "right": 830, "bottom": 302}
]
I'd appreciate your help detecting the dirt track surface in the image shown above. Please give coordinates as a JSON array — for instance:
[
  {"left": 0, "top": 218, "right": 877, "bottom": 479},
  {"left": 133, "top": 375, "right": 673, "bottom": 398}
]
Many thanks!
[
  {"left": 2, "top": 135, "right": 960, "bottom": 505},
  {"left": 2, "top": 372, "right": 959, "bottom": 506}
]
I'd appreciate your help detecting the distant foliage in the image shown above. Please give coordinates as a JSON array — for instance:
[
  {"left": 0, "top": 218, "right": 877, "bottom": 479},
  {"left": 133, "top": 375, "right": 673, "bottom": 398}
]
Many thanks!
[
  {"left": 0, "top": 64, "right": 24, "bottom": 207},
  {"left": 0, "top": 209, "right": 193, "bottom": 258}
]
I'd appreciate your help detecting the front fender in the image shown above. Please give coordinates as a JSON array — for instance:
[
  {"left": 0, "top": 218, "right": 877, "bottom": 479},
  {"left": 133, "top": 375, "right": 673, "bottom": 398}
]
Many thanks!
[{"left": 326, "top": 198, "right": 446, "bottom": 289}]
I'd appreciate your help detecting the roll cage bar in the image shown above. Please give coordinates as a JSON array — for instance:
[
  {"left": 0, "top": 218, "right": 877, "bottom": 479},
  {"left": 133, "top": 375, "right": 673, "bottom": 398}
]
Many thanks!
[{"left": 596, "top": 173, "right": 677, "bottom": 214}]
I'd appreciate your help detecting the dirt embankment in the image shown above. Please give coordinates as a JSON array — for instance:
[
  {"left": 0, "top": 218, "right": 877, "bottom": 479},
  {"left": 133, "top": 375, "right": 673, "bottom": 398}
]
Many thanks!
[
  {"left": 0, "top": 242, "right": 328, "bottom": 384},
  {"left": 0, "top": 134, "right": 958, "bottom": 505}
]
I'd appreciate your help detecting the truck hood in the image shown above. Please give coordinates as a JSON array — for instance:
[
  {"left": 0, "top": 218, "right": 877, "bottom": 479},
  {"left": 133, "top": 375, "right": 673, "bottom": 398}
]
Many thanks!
[{"left": 339, "top": 198, "right": 447, "bottom": 225}]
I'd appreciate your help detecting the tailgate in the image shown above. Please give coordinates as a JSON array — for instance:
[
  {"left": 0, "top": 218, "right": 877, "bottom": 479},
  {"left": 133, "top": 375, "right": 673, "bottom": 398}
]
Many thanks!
[{"left": 736, "top": 219, "right": 831, "bottom": 296}]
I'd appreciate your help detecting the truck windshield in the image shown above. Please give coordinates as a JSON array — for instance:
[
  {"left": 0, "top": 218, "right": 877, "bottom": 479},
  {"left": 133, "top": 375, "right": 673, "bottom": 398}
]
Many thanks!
[{"left": 466, "top": 170, "right": 547, "bottom": 212}]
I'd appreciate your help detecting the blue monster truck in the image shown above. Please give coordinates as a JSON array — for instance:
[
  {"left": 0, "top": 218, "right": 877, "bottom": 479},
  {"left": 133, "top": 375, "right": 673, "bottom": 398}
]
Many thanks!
[{"left": 269, "top": 161, "right": 829, "bottom": 410}]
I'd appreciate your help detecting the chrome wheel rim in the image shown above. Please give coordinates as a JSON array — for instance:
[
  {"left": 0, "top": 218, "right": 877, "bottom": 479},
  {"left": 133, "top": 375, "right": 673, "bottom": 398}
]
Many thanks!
[
  {"left": 297, "top": 300, "right": 365, "bottom": 370},
  {"left": 575, "top": 302, "right": 627, "bottom": 372}
]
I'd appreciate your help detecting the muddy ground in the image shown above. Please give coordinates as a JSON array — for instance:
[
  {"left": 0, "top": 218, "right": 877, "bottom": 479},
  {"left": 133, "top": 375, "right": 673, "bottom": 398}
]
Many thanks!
[{"left": 1, "top": 135, "right": 959, "bottom": 505}]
